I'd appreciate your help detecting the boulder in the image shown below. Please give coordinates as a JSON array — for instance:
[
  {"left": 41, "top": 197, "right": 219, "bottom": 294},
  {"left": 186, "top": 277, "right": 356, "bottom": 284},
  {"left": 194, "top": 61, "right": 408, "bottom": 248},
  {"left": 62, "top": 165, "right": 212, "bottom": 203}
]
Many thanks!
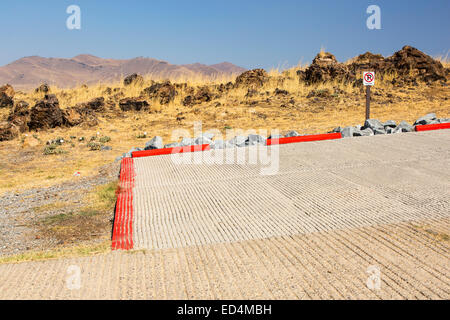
[
  {"left": 285, "top": 130, "right": 300, "bottom": 137},
  {"left": 228, "top": 135, "right": 247, "bottom": 147},
  {"left": 212, "top": 139, "right": 235, "bottom": 149},
  {"left": 180, "top": 137, "right": 194, "bottom": 146},
  {"left": 182, "top": 86, "right": 213, "bottom": 106},
  {"left": 28, "top": 94, "right": 64, "bottom": 130},
  {"left": 330, "top": 127, "right": 342, "bottom": 133},
  {"left": 83, "top": 97, "right": 105, "bottom": 112},
  {"left": 414, "top": 113, "right": 437, "bottom": 125},
  {"left": 299, "top": 52, "right": 352, "bottom": 84},
  {"left": 383, "top": 120, "right": 397, "bottom": 128},
  {"left": 348, "top": 52, "right": 386, "bottom": 77},
  {"left": 364, "top": 119, "right": 384, "bottom": 131},
  {"left": 123, "top": 147, "right": 142, "bottom": 158},
  {"left": 0, "top": 84, "right": 15, "bottom": 97},
  {"left": 211, "top": 140, "right": 226, "bottom": 149},
  {"left": 144, "top": 136, "right": 163, "bottom": 150},
  {"left": 7, "top": 101, "right": 30, "bottom": 132},
  {"left": 385, "top": 46, "right": 446, "bottom": 83},
  {"left": 246, "top": 134, "right": 266, "bottom": 145},
  {"left": 164, "top": 142, "right": 181, "bottom": 148},
  {"left": 274, "top": 88, "right": 289, "bottom": 96},
  {"left": 439, "top": 118, "right": 450, "bottom": 124},
  {"left": 235, "top": 69, "right": 269, "bottom": 89},
  {"left": 363, "top": 119, "right": 385, "bottom": 135},
  {"left": 119, "top": 97, "right": 150, "bottom": 112},
  {"left": 354, "top": 128, "right": 374, "bottom": 137},
  {"left": 194, "top": 136, "right": 213, "bottom": 145},
  {"left": 341, "top": 126, "right": 354, "bottom": 138},
  {"left": 35, "top": 83, "right": 50, "bottom": 93},
  {"left": 141, "top": 81, "right": 177, "bottom": 105},
  {"left": 62, "top": 106, "right": 98, "bottom": 127},
  {"left": 373, "top": 128, "right": 386, "bottom": 135},
  {"left": 123, "top": 73, "right": 144, "bottom": 86},
  {"left": 393, "top": 121, "right": 413, "bottom": 133},
  {"left": 0, "top": 122, "right": 19, "bottom": 141},
  {"left": 268, "top": 134, "right": 283, "bottom": 139},
  {"left": 0, "top": 92, "right": 13, "bottom": 108}
]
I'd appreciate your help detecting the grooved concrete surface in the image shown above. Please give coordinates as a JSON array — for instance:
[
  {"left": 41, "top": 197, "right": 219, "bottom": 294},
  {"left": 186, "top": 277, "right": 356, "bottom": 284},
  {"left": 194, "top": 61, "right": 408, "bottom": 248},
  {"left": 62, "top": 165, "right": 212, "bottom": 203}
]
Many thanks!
[
  {"left": 132, "top": 130, "right": 450, "bottom": 250},
  {"left": 0, "top": 130, "right": 449, "bottom": 300}
]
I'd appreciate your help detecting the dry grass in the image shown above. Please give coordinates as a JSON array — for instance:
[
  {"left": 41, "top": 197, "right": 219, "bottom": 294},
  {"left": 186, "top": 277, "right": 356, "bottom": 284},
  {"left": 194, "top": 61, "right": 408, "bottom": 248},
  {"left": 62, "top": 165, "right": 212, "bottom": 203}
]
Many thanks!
[
  {"left": 0, "top": 241, "right": 110, "bottom": 264},
  {"left": 35, "top": 180, "right": 118, "bottom": 242}
]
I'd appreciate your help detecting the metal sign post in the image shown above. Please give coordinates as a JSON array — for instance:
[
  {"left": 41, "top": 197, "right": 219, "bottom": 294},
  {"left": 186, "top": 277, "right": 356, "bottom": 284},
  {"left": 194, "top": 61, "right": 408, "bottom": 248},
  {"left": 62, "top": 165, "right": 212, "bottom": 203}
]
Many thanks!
[
  {"left": 366, "top": 86, "right": 370, "bottom": 120},
  {"left": 363, "top": 71, "right": 375, "bottom": 120}
]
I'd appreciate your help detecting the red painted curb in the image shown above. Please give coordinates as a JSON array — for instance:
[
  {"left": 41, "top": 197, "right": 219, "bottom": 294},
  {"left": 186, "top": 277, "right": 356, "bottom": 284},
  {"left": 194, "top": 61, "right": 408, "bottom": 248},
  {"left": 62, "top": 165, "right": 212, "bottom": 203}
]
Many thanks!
[
  {"left": 266, "top": 132, "right": 342, "bottom": 145},
  {"left": 132, "top": 144, "right": 210, "bottom": 158},
  {"left": 415, "top": 123, "right": 450, "bottom": 132},
  {"left": 112, "top": 157, "right": 135, "bottom": 250}
]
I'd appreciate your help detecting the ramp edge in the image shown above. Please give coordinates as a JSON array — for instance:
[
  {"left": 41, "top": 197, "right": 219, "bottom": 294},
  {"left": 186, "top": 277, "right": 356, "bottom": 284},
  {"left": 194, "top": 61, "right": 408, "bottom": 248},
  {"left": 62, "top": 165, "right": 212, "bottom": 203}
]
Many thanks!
[{"left": 112, "top": 157, "right": 135, "bottom": 250}]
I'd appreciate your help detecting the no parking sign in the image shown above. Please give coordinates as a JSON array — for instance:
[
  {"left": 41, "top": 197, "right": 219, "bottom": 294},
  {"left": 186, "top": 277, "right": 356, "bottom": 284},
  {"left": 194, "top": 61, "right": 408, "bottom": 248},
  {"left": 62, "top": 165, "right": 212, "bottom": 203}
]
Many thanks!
[
  {"left": 363, "top": 71, "right": 375, "bottom": 86},
  {"left": 363, "top": 71, "right": 375, "bottom": 120}
]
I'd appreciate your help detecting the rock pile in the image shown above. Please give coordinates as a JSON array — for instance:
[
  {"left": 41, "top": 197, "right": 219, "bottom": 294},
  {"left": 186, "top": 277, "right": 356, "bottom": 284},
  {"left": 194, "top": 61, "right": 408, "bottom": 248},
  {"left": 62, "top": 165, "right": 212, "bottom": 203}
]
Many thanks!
[
  {"left": 123, "top": 73, "right": 144, "bottom": 86},
  {"left": 35, "top": 83, "right": 50, "bottom": 93},
  {"left": 182, "top": 86, "right": 213, "bottom": 106},
  {"left": 235, "top": 69, "right": 269, "bottom": 89},
  {"left": 0, "top": 84, "right": 14, "bottom": 108},
  {"left": 336, "top": 113, "right": 448, "bottom": 138},
  {"left": 119, "top": 97, "right": 150, "bottom": 112},
  {"left": 298, "top": 46, "right": 447, "bottom": 85},
  {"left": 28, "top": 94, "right": 65, "bottom": 130},
  {"left": 7, "top": 101, "right": 30, "bottom": 132},
  {"left": 116, "top": 113, "right": 449, "bottom": 160},
  {"left": 298, "top": 52, "right": 351, "bottom": 84},
  {"left": 141, "top": 81, "right": 177, "bottom": 105},
  {"left": 0, "top": 94, "right": 102, "bottom": 141}
]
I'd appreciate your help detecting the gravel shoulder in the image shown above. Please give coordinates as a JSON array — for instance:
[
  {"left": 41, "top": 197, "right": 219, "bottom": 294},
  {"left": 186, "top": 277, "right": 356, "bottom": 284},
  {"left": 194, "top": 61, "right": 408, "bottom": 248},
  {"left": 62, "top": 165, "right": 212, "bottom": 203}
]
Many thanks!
[{"left": 0, "top": 162, "right": 120, "bottom": 257}]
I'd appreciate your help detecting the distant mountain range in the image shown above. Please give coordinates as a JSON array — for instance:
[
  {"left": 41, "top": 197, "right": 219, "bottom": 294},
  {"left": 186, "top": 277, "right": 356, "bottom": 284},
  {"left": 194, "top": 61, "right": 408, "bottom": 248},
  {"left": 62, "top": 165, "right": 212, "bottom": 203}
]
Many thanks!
[{"left": 0, "top": 55, "right": 247, "bottom": 89}]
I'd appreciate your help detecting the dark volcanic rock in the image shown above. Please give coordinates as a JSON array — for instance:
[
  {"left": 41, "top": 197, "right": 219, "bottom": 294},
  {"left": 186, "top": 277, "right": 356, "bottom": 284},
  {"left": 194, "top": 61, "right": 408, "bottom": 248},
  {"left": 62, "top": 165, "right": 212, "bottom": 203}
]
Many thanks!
[
  {"left": 0, "top": 84, "right": 15, "bottom": 97},
  {"left": 348, "top": 52, "right": 386, "bottom": 76},
  {"left": 63, "top": 106, "right": 98, "bottom": 127},
  {"left": 274, "top": 88, "right": 289, "bottom": 96},
  {"left": 84, "top": 97, "right": 106, "bottom": 112},
  {"left": 0, "top": 92, "right": 13, "bottom": 108},
  {"left": 123, "top": 73, "right": 144, "bottom": 86},
  {"left": 386, "top": 46, "right": 446, "bottom": 83},
  {"left": 299, "top": 52, "right": 352, "bottom": 84},
  {"left": 0, "top": 122, "right": 19, "bottom": 141},
  {"left": 141, "top": 81, "right": 177, "bottom": 105},
  {"left": 182, "top": 86, "right": 213, "bottom": 106},
  {"left": 28, "top": 94, "right": 64, "bottom": 130},
  {"left": 7, "top": 101, "right": 30, "bottom": 132},
  {"left": 0, "top": 84, "right": 14, "bottom": 108},
  {"left": 35, "top": 83, "right": 50, "bottom": 93},
  {"left": 235, "top": 69, "right": 269, "bottom": 88},
  {"left": 119, "top": 97, "right": 150, "bottom": 111}
]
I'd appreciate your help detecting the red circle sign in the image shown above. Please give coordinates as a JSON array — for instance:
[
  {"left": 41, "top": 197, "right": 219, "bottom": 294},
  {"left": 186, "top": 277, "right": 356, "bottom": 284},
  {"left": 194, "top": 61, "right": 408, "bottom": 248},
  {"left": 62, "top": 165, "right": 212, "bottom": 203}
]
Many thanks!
[{"left": 364, "top": 72, "right": 374, "bottom": 83}]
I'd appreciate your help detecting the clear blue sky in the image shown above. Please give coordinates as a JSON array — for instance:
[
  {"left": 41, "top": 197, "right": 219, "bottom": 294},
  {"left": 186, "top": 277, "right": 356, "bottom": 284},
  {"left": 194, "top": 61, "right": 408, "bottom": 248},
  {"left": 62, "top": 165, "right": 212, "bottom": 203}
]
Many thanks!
[{"left": 1, "top": 0, "right": 449, "bottom": 69}]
